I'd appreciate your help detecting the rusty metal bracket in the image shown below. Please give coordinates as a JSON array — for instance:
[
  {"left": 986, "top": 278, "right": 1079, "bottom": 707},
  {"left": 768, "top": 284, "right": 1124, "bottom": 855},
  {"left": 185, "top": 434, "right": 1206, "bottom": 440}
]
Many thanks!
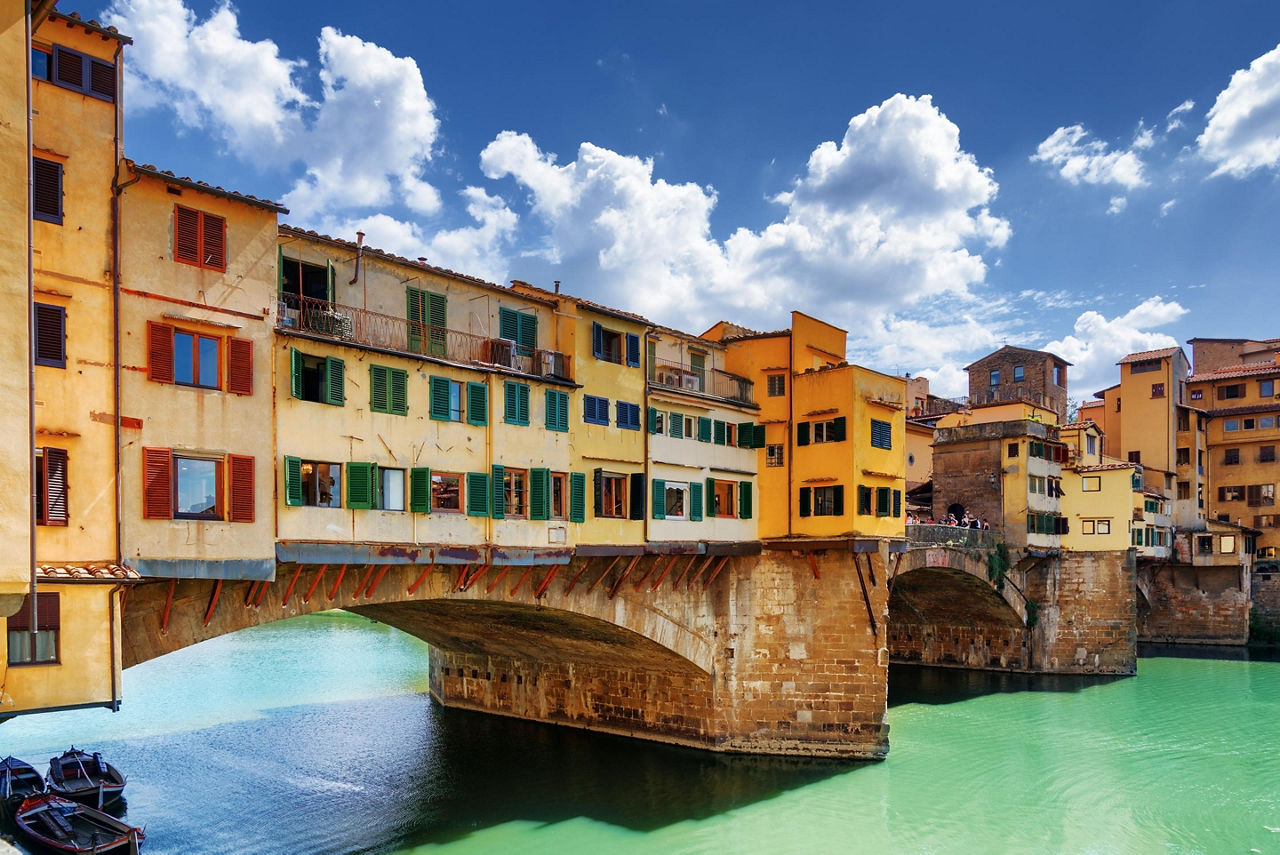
[
  {"left": 509, "top": 566, "right": 534, "bottom": 596},
  {"left": 327, "top": 564, "right": 349, "bottom": 600},
  {"left": 702, "top": 555, "right": 730, "bottom": 589},
  {"left": 303, "top": 564, "right": 327, "bottom": 603},
  {"left": 608, "top": 555, "right": 642, "bottom": 599},
  {"left": 677, "top": 554, "right": 712, "bottom": 589},
  {"left": 853, "top": 554, "right": 878, "bottom": 640},
  {"left": 808, "top": 553, "right": 820, "bottom": 580},
  {"left": 533, "top": 566, "right": 560, "bottom": 599},
  {"left": 407, "top": 563, "right": 433, "bottom": 595},
  {"left": 281, "top": 565, "right": 304, "bottom": 606},
  {"left": 160, "top": 578, "right": 176, "bottom": 633},
  {"left": 653, "top": 555, "right": 691, "bottom": 591},
  {"left": 364, "top": 564, "right": 391, "bottom": 598},
  {"left": 486, "top": 565, "right": 511, "bottom": 594},
  {"left": 564, "top": 557, "right": 599, "bottom": 595},
  {"left": 202, "top": 579, "right": 223, "bottom": 628}
]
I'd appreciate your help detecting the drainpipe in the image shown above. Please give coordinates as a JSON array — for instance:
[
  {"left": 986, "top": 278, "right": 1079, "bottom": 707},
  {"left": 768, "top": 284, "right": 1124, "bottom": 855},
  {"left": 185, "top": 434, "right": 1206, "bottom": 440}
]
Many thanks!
[
  {"left": 642, "top": 328, "right": 652, "bottom": 547},
  {"left": 26, "top": 0, "right": 38, "bottom": 638},
  {"left": 347, "top": 230, "right": 364, "bottom": 285},
  {"left": 786, "top": 335, "right": 794, "bottom": 537},
  {"left": 110, "top": 42, "right": 131, "bottom": 568}
]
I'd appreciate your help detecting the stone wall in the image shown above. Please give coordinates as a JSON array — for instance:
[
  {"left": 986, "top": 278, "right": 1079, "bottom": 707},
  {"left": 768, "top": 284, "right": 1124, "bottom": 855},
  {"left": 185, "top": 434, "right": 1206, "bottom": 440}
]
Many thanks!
[
  {"left": 1250, "top": 569, "right": 1280, "bottom": 644},
  {"left": 1137, "top": 563, "right": 1250, "bottom": 644},
  {"left": 1028, "top": 551, "right": 1136, "bottom": 672}
]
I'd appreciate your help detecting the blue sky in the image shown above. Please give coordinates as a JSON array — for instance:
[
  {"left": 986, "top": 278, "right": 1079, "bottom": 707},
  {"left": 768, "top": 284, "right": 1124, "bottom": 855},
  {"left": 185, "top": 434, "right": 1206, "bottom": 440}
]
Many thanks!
[{"left": 97, "top": 0, "right": 1280, "bottom": 397}]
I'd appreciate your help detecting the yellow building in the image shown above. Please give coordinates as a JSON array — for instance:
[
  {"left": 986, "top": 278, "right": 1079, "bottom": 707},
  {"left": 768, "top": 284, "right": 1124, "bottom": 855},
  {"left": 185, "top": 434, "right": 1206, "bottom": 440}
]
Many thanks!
[
  {"left": 1059, "top": 462, "right": 1136, "bottom": 552},
  {"left": 3, "top": 6, "right": 135, "bottom": 716}
]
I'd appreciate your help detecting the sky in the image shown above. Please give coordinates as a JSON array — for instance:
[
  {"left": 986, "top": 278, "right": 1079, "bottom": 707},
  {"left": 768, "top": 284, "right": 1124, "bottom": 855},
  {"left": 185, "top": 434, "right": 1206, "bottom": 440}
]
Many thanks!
[{"left": 93, "top": 0, "right": 1280, "bottom": 399}]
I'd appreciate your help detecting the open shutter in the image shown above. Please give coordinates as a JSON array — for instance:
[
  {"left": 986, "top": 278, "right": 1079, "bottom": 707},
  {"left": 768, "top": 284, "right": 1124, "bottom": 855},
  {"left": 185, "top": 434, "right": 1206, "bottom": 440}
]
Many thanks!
[
  {"left": 410, "top": 467, "right": 432, "bottom": 513},
  {"left": 429, "top": 376, "right": 449, "bottom": 420},
  {"left": 592, "top": 468, "right": 604, "bottom": 517},
  {"left": 651, "top": 478, "right": 666, "bottom": 520},
  {"left": 713, "top": 420, "right": 726, "bottom": 445},
  {"left": 832, "top": 417, "right": 847, "bottom": 442},
  {"left": 43, "top": 447, "right": 69, "bottom": 526},
  {"left": 491, "top": 465, "right": 505, "bottom": 519},
  {"left": 518, "top": 312, "right": 537, "bottom": 353},
  {"left": 142, "top": 447, "right": 173, "bottom": 519},
  {"left": 324, "top": 357, "right": 345, "bottom": 405},
  {"left": 226, "top": 337, "right": 253, "bottom": 395},
  {"left": 466, "top": 472, "right": 489, "bottom": 516},
  {"left": 327, "top": 260, "right": 336, "bottom": 301},
  {"left": 148, "top": 321, "right": 175, "bottom": 383},
  {"left": 518, "top": 384, "right": 530, "bottom": 424},
  {"left": 591, "top": 322, "right": 604, "bottom": 358},
  {"left": 407, "top": 287, "right": 426, "bottom": 353},
  {"left": 499, "top": 308, "right": 519, "bottom": 341},
  {"left": 797, "top": 422, "right": 810, "bottom": 446},
  {"left": 833, "top": 485, "right": 845, "bottom": 516},
  {"left": 467, "top": 382, "right": 487, "bottom": 425},
  {"left": 201, "top": 213, "right": 226, "bottom": 270},
  {"left": 530, "top": 468, "right": 549, "bottom": 520},
  {"left": 289, "top": 348, "right": 303, "bottom": 399},
  {"left": 33, "top": 303, "right": 66, "bottom": 368},
  {"left": 390, "top": 368, "right": 408, "bottom": 415},
  {"left": 706, "top": 478, "right": 716, "bottom": 517},
  {"left": 698, "top": 417, "right": 712, "bottom": 442},
  {"left": 648, "top": 407, "right": 659, "bottom": 434},
  {"left": 799, "top": 487, "right": 811, "bottom": 518},
  {"left": 630, "top": 472, "right": 645, "bottom": 520},
  {"left": 569, "top": 472, "right": 586, "bottom": 523},
  {"left": 427, "top": 292, "right": 447, "bottom": 356},
  {"left": 893, "top": 489, "right": 902, "bottom": 518},
  {"left": 737, "top": 422, "right": 754, "bottom": 447},
  {"left": 345, "top": 462, "right": 375, "bottom": 510},
  {"left": 739, "top": 481, "right": 752, "bottom": 519},
  {"left": 858, "top": 486, "right": 872, "bottom": 515},
  {"left": 753, "top": 424, "right": 767, "bottom": 449},
  {"left": 690, "top": 482, "right": 703, "bottom": 521},
  {"left": 284, "top": 456, "right": 303, "bottom": 506},
  {"left": 227, "top": 454, "right": 255, "bottom": 523},
  {"left": 625, "top": 333, "right": 640, "bottom": 367}
]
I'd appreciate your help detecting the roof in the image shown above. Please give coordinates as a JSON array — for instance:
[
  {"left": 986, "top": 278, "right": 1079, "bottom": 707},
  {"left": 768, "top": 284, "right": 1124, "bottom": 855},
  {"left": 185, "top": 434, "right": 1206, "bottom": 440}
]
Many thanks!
[
  {"left": 37, "top": 563, "right": 141, "bottom": 582},
  {"left": 1074, "top": 462, "right": 1136, "bottom": 473},
  {"left": 1188, "top": 362, "right": 1280, "bottom": 383},
  {"left": 1205, "top": 403, "right": 1280, "bottom": 418},
  {"left": 963, "top": 344, "right": 1071, "bottom": 371},
  {"left": 47, "top": 10, "right": 133, "bottom": 44},
  {"left": 1058, "top": 420, "right": 1101, "bottom": 432},
  {"left": 128, "top": 161, "right": 287, "bottom": 213},
  {"left": 509, "top": 280, "right": 650, "bottom": 325},
  {"left": 1091, "top": 383, "right": 1120, "bottom": 398},
  {"left": 717, "top": 328, "right": 791, "bottom": 342},
  {"left": 647, "top": 320, "right": 726, "bottom": 349},
  {"left": 1117, "top": 347, "right": 1182, "bottom": 365}
]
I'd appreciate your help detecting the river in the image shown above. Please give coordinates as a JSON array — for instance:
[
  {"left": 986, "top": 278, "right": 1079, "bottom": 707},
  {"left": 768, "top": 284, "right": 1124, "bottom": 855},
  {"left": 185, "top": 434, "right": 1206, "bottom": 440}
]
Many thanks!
[{"left": 2, "top": 611, "right": 1278, "bottom": 854}]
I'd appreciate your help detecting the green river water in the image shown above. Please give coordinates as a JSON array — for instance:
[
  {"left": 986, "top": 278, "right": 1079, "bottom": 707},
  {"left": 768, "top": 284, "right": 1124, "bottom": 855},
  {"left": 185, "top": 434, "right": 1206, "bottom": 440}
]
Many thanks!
[{"left": 1, "top": 612, "right": 1277, "bottom": 854}]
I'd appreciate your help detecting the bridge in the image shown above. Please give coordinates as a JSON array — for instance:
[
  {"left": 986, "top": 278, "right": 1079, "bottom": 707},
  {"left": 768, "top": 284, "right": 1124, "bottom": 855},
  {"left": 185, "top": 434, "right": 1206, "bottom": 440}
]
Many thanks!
[{"left": 119, "top": 530, "right": 1136, "bottom": 760}]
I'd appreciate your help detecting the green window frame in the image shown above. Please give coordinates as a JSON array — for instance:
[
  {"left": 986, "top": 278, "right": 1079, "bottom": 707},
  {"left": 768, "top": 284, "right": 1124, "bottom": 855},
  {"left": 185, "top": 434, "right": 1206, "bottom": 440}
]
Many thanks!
[
  {"left": 504, "top": 381, "right": 530, "bottom": 425},
  {"left": 370, "top": 365, "right": 408, "bottom": 415}
]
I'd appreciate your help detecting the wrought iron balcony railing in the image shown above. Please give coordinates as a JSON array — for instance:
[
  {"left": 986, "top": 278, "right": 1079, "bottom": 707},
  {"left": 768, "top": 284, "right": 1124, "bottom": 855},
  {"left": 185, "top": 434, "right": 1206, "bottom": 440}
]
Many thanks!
[{"left": 648, "top": 357, "right": 754, "bottom": 405}]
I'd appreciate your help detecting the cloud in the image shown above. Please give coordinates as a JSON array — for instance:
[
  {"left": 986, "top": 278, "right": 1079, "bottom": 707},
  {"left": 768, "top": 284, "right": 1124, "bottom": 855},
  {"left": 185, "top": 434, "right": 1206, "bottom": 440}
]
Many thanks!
[
  {"left": 104, "top": 1, "right": 443, "bottom": 220},
  {"left": 1107, "top": 196, "right": 1128, "bottom": 215},
  {"left": 1159, "top": 199, "right": 1177, "bottom": 217},
  {"left": 1166, "top": 99, "right": 1195, "bottom": 132},
  {"left": 1031, "top": 124, "right": 1148, "bottom": 191},
  {"left": 1198, "top": 43, "right": 1280, "bottom": 177},
  {"left": 1043, "top": 297, "right": 1188, "bottom": 397}
]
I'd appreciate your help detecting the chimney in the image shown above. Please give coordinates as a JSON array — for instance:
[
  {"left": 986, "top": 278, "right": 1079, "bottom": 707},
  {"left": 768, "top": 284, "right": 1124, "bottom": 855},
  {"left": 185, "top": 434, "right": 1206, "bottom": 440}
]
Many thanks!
[{"left": 554, "top": 280, "right": 561, "bottom": 294}]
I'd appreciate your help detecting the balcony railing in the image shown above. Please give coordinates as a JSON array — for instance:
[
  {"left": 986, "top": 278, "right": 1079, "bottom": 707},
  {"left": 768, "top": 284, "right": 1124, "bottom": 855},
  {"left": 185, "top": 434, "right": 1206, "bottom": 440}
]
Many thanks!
[
  {"left": 278, "top": 293, "right": 570, "bottom": 381},
  {"left": 649, "top": 358, "right": 754, "bottom": 404}
]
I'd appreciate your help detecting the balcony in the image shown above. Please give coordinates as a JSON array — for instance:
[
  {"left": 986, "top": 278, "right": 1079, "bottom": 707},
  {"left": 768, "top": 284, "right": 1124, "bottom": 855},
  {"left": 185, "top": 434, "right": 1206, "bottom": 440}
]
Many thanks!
[
  {"left": 277, "top": 293, "right": 570, "bottom": 381},
  {"left": 648, "top": 358, "right": 754, "bottom": 405}
]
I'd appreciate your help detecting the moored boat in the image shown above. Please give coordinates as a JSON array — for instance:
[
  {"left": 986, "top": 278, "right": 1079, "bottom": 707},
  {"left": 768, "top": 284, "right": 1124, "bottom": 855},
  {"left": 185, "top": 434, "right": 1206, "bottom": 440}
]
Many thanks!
[
  {"left": 14, "top": 793, "right": 143, "bottom": 854},
  {"left": 46, "top": 748, "right": 126, "bottom": 809},
  {"left": 0, "top": 755, "right": 45, "bottom": 813}
]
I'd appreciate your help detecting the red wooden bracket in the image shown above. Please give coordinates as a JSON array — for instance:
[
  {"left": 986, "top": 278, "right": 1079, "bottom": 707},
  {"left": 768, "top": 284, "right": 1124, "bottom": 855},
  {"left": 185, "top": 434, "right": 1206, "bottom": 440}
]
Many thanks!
[
  {"left": 281, "top": 565, "right": 304, "bottom": 607},
  {"left": 202, "top": 579, "right": 223, "bottom": 627}
]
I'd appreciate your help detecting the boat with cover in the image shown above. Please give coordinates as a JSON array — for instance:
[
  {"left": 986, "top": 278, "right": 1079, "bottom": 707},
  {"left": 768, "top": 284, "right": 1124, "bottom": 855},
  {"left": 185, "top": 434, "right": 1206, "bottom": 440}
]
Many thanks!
[
  {"left": 46, "top": 748, "right": 126, "bottom": 809},
  {"left": 0, "top": 755, "right": 45, "bottom": 811},
  {"left": 14, "top": 793, "right": 143, "bottom": 854}
]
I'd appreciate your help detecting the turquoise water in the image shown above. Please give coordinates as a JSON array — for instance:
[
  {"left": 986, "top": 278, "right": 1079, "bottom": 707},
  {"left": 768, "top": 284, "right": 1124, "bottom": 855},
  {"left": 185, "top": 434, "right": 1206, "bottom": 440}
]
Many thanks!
[{"left": 2, "top": 612, "right": 1278, "bottom": 854}]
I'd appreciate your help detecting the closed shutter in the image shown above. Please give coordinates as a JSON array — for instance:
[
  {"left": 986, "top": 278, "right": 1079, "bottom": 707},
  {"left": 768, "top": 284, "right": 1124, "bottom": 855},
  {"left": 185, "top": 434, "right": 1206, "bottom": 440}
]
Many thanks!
[
  {"left": 569, "top": 472, "right": 586, "bottom": 523},
  {"left": 651, "top": 478, "right": 665, "bottom": 520},
  {"left": 284, "top": 456, "right": 303, "bottom": 506},
  {"left": 630, "top": 472, "right": 645, "bottom": 520},
  {"left": 142, "top": 447, "right": 173, "bottom": 519},
  {"left": 42, "top": 447, "right": 69, "bottom": 526},
  {"left": 407, "top": 287, "right": 426, "bottom": 352},
  {"left": 346, "top": 462, "right": 376, "bottom": 510},
  {"left": 893, "top": 489, "right": 902, "bottom": 518},
  {"left": 706, "top": 478, "right": 716, "bottom": 517},
  {"left": 689, "top": 482, "right": 703, "bottom": 521},
  {"left": 670, "top": 412, "right": 684, "bottom": 438},
  {"left": 32, "top": 158, "right": 62, "bottom": 224},
  {"left": 592, "top": 322, "right": 604, "bottom": 358},
  {"left": 410, "top": 467, "right": 431, "bottom": 513},
  {"left": 753, "top": 424, "right": 766, "bottom": 448},
  {"left": 429, "top": 376, "right": 450, "bottom": 420},
  {"left": 517, "top": 312, "right": 537, "bottom": 353},
  {"left": 713, "top": 420, "right": 726, "bottom": 445},
  {"left": 324, "top": 356, "right": 345, "bottom": 405},
  {"left": 797, "top": 422, "right": 810, "bottom": 446},
  {"left": 466, "top": 472, "right": 489, "bottom": 517},
  {"left": 738, "top": 481, "right": 752, "bottom": 519},
  {"left": 147, "top": 321, "right": 175, "bottom": 383},
  {"left": 33, "top": 303, "right": 66, "bottom": 368},
  {"left": 201, "top": 213, "right": 226, "bottom": 270},
  {"left": 427, "top": 292, "right": 447, "bottom": 356},
  {"left": 174, "top": 205, "right": 200, "bottom": 265},
  {"left": 491, "top": 465, "right": 505, "bottom": 519},
  {"left": 698, "top": 417, "right": 712, "bottom": 443},
  {"left": 832, "top": 416, "right": 847, "bottom": 442},
  {"left": 53, "top": 46, "right": 84, "bottom": 90},
  {"left": 870, "top": 419, "right": 891, "bottom": 449},
  {"left": 625, "top": 333, "right": 640, "bottom": 367},
  {"left": 799, "top": 487, "right": 811, "bottom": 518},
  {"left": 389, "top": 368, "right": 408, "bottom": 415},
  {"left": 546, "top": 390, "right": 567, "bottom": 432},
  {"left": 227, "top": 454, "right": 255, "bottom": 523},
  {"left": 530, "top": 468, "right": 550, "bottom": 520},
  {"left": 518, "top": 384, "right": 529, "bottom": 424},
  {"left": 226, "top": 337, "right": 253, "bottom": 395},
  {"left": 592, "top": 468, "right": 604, "bottom": 517},
  {"left": 467, "top": 382, "right": 487, "bottom": 425},
  {"left": 289, "top": 348, "right": 304, "bottom": 399},
  {"left": 88, "top": 58, "right": 116, "bottom": 100}
]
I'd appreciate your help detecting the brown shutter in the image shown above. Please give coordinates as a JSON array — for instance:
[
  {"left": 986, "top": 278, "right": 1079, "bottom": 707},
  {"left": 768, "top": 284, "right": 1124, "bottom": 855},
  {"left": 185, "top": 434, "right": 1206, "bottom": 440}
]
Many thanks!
[
  {"left": 142, "top": 447, "right": 173, "bottom": 519},
  {"left": 227, "top": 454, "right": 255, "bottom": 523},
  {"left": 32, "top": 158, "right": 62, "bottom": 224},
  {"left": 226, "top": 337, "right": 253, "bottom": 395},
  {"left": 147, "top": 321, "right": 174, "bottom": 383},
  {"left": 34, "top": 303, "right": 66, "bottom": 367},
  {"left": 53, "top": 47, "right": 83, "bottom": 90},
  {"left": 43, "top": 447, "right": 69, "bottom": 526},
  {"left": 8, "top": 593, "right": 60, "bottom": 631},
  {"left": 174, "top": 205, "right": 200, "bottom": 265},
  {"left": 88, "top": 59, "right": 116, "bottom": 100},
  {"left": 201, "top": 213, "right": 226, "bottom": 270}
]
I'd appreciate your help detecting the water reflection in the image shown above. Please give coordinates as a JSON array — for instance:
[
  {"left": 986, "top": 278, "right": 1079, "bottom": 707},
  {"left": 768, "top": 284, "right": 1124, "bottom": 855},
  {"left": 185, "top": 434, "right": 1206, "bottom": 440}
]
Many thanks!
[{"left": 888, "top": 663, "right": 1124, "bottom": 707}]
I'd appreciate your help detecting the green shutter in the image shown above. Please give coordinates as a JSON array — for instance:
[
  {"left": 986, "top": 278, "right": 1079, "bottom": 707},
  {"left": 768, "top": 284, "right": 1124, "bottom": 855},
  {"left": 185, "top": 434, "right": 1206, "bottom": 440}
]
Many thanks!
[
  {"left": 407, "top": 287, "right": 426, "bottom": 353},
  {"left": 518, "top": 312, "right": 537, "bottom": 352},
  {"left": 797, "top": 422, "right": 810, "bottom": 446},
  {"left": 390, "top": 368, "right": 408, "bottom": 415},
  {"left": 876, "top": 487, "right": 891, "bottom": 516},
  {"left": 530, "top": 468, "right": 550, "bottom": 520},
  {"left": 737, "top": 422, "right": 754, "bottom": 447},
  {"left": 690, "top": 482, "right": 703, "bottom": 521},
  {"left": 467, "top": 382, "right": 487, "bottom": 425},
  {"left": 858, "top": 485, "right": 872, "bottom": 515},
  {"left": 651, "top": 478, "right": 666, "bottom": 519},
  {"left": 546, "top": 389, "right": 566, "bottom": 431},
  {"left": 799, "top": 487, "right": 811, "bottom": 517},
  {"left": 739, "top": 481, "right": 752, "bottom": 519},
  {"left": 706, "top": 477, "right": 716, "bottom": 517},
  {"left": 466, "top": 472, "right": 489, "bottom": 516},
  {"left": 832, "top": 416, "right": 846, "bottom": 442},
  {"left": 519, "top": 384, "right": 530, "bottom": 425},
  {"left": 893, "top": 489, "right": 902, "bottom": 518},
  {"left": 370, "top": 365, "right": 389, "bottom": 412},
  {"left": 569, "top": 472, "right": 586, "bottom": 523},
  {"left": 427, "top": 292, "right": 447, "bottom": 356},
  {"left": 277, "top": 245, "right": 284, "bottom": 296},
  {"left": 410, "top": 467, "right": 431, "bottom": 513},
  {"left": 648, "top": 406, "right": 659, "bottom": 434},
  {"left": 289, "top": 347, "right": 303, "bottom": 399},
  {"left": 284, "top": 455, "right": 303, "bottom": 506},
  {"left": 346, "top": 462, "right": 375, "bottom": 509},
  {"left": 713, "top": 420, "right": 726, "bottom": 445},
  {"left": 499, "top": 307, "right": 519, "bottom": 341},
  {"left": 505, "top": 382, "right": 519, "bottom": 423},
  {"left": 753, "top": 424, "right": 766, "bottom": 448},
  {"left": 326, "top": 259, "right": 335, "bottom": 301},
  {"left": 698, "top": 417, "right": 712, "bottom": 442},
  {"left": 323, "top": 356, "right": 345, "bottom": 405},
  {"left": 491, "top": 464, "right": 505, "bottom": 519},
  {"left": 670, "top": 412, "right": 684, "bottom": 438},
  {"left": 429, "top": 376, "right": 450, "bottom": 420}
]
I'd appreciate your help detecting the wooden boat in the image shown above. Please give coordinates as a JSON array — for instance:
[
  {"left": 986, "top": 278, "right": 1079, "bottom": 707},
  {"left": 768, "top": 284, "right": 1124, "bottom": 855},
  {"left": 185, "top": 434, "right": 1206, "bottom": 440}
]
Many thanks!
[
  {"left": 0, "top": 755, "right": 45, "bottom": 810},
  {"left": 14, "top": 793, "right": 143, "bottom": 854},
  {"left": 46, "top": 748, "right": 126, "bottom": 809}
]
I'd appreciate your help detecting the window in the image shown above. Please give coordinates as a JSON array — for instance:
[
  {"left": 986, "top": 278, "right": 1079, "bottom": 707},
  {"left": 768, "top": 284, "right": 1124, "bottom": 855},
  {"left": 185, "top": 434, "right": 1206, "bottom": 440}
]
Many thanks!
[
  {"left": 430, "top": 376, "right": 480, "bottom": 423},
  {"left": 280, "top": 255, "right": 333, "bottom": 303},
  {"left": 1053, "top": 364, "right": 1064, "bottom": 387},
  {"left": 1225, "top": 419, "right": 1240, "bottom": 432},
  {"left": 989, "top": 369, "right": 1000, "bottom": 387},
  {"left": 1247, "top": 484, "right": 1276, "bottom": 507},
  {"left": 175, "top": 456, "right": 221, "bottom": 519},
  {"left": 34, "top": 447, "right": 69, "bottom": 526},
  {"left": 34, "top": 303, "right": 66, "bottom": 368},
  {"left": 143, "top": 448, "right": 253, "bottom": 522},
  {"left": 7, "top": 594, "right": 59, "bottom": 666},
  {"left": 1128, "top": 451, "right": 1141, "bottom": 464},
  {"left": 1116, "top": 398, "right": 1122, "bottom": 412},
  {"left": 595, "top": 471, "right": 627, "bottom": 519},
  {"left": 875, "top": 486, "right": 892, "bottom": 517},
  {"left": 283, "top": 459, "right": 342, "bottom": 508},
  {"left": 1244, "top": 418, "right": 1257, "bottom": 430},
  {"left": 725, "top": 423, "right": 737, "bottom": 447},
  {"left": 289, "top": 349, "right": 345, "bottom": 405},
  {"left": 1008, "top": 442, "right": 1019, "bottom": 458},
  {"left": 591, "top": 322, "right": 640, "bottom": 367},
  {"left": 767, "top": 444, "right": 784, "bottom": 467},
  {"left": 1255, "top": 514, "right": 1278, "bottom": 528},
  {"left": 664, "top": 482, "right": 688, "bottom": 520},
  {"left": 431, "top": 472, "right": 462, "bottom": 513},
  {"left": 712, "top": 480, "right": 736, "bottom": 518},
  {"left": 1261, "top": 446, "right": 1277, "bottom": 463},
  {"left": 1013, "top": 365, "right": 1025, "bottom": 382},
  {"left": 31, "top": 47, "right": 51, "bottom": 80},
  {"left": 1029, "top": 475, "right": 1046, "bottom": 495},
  {"left": 1261, "top": 380, "right": 1276, "bottom": 397},
  {"left": 1082, "top": 519, "right": 1111, "bottom": 535},
  {"left": 870, "top": 419, "right": 892, "bottom": 450},
  {"left": 1130, "top": 360, "right": 1160, "bottom": 374},
  {"left": 1177, "top": 411, "right": 1190, "bottom": 433},
  {"left": 407, "top": 287, "right": 447, "bottom": 356},
  {"left": 503, "top": 468, "right": 527, "bottom": 518},
  {"left": 767, "top": 374, "right": 786, "bottom": 397},
  {"left": 545, "top": 390, "right": 569, "bottom": 432},
  {"left": 1176, "top": 447, "right": 1190, "bottom": 466},
  {"left": 1197, "top": 536, "right": 1213, "bottom": 555},
  {"left": 809, "top": 417, "right": 846, "bottom": 444},
  {"left": 1219, "top": 384, "right": 1245, "bottom": 400},
  {"left": 549, "top": 472, "right": 567, "bottom": 519},
  {"left": 45, "top": 45, "right": 116, "bottom": 101},
  {"left": 503, "top": 381, "right": 530, "bottom": 425},
  {"left": 1151, "top": 383, "right": 1165, "bottom": 398},
  {"left": 1224, "top": 448, "right": 1240, "bottom": 465},
  {"left": 1219, "top": 485, "right": 1244, "bottom": 502},
  {"left": 32, "top": 157, "right": 62, "bottom": 225},
  {"left": 616, "top": 401, "right": 642, "bottom": 431},
  {"left": 148, "top": 322, "right": 252, "bottom": 395},
  {"left": 668, "top": 411, "right": 683, "bottom": 438},
  {"left": 1177, "top": 481, "right": 1190, "bottom": 500},
  {"left": 685, "top": 416, "right": 695, "bottom": 439},
  {"left": 1082, "top": 476, "right": 1101, "bottom": 492},
  {"left": 498, "top": 307, "right": 537, "bottom": 355},
  {"left": 1263, "top": 417, "right": 1276, "bottom": 430},
  {"left": 380, "top": 468, "right": 406, "bottom": 511},
  {"left": 1087, "top": 434, "right": 1097, "bottom": 455},
  {"left": 174, "top": 205, "right": 226, "bottom": 271},
  {"left": 1082, "top": 520, "right": 1094, "bottom": 534},
  {"left": 1220, "top": 535, "right": 1237, "bottom": 554},
  {"left": 369, "top": 365, "right": 408, "bottom": 415},
  {"left": 584, "top": 394, "right": 610, "bottom": 426},
  {"left": 798, "top": 485, "right": 844, "bottom": 517}
]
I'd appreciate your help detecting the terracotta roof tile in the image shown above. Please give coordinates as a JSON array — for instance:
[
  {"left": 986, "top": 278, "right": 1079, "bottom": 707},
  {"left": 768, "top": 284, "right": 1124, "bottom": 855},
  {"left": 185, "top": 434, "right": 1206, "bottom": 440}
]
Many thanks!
[
  {"left": 1188, "top": 362, "right": 1280, "bottom": 382},
  {"left": 37, "top": 563, "right": 142, "bottom": 582},
  {"left": 509, "top": 280, "right": 649, "bottom": 324},
  {"left": 49, "top": 10, "right": 133, "bottom": 43},
  {"left": 1206, "top": 403, "right": 1280, "bottom": 418},
  {"left": 1073, "top": 462, "right": 1137, "bottom": 472},
  {"left": 129, "top": 161, "right": 287, "bottom": 213},
  {"left": 1117, "top": 347, "right": 1181, "bottom": 364}
]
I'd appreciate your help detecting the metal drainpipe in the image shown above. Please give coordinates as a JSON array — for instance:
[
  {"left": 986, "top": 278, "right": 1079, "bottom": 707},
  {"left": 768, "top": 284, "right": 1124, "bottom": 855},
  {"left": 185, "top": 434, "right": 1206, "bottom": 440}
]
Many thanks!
[
  {"left": 641, "top": 328, "right": 652, "bottom": 547},
  {"left": 786, "top": 336, "right": 794, "bottom": 537},
  {"left": 110, "top": 41, "right": 130, "bottom": 568},
  {"left": 26, "top": 0, "right": 38, "bottom": 639}
]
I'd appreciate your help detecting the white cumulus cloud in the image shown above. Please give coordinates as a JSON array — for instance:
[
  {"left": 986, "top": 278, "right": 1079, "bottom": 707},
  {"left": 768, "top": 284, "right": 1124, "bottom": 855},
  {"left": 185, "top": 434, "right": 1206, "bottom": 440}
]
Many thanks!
[
  {"left": 1198, "top": 43, "right": 1280, "bottom": 177},
  {"left": 1043, "top": 297, "right": 1188, "bottom": 397},
  {"left": 1031, "top": 124, "right": 1148, "bottom": 191},
  {"left": 1166, "top": 99, "right": 1195, "bottom": 132}
]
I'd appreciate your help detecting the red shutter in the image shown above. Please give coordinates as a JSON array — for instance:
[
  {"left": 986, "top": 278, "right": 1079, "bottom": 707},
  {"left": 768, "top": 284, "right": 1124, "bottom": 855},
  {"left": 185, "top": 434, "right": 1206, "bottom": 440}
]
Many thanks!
[
  {"left": 201, "top": 213, "right": 226, "bottom": 270},
  {"left": 142, "top": 447, "right": 173, "bottom": 519},
  {"left": 227, "top": 454, "right": 255, "bottom": 523},
  {"left": 43, "top": 447, "right": 69, "bottom": 526},
  {"left": 174, "top": 205, "right": 200, "bottom": 265},
  {"left": 226, "top": 337, "right": 253, "bottom": 395},
  {"left": 147, "top": 321, "right": 174, "bottom": 383}
]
